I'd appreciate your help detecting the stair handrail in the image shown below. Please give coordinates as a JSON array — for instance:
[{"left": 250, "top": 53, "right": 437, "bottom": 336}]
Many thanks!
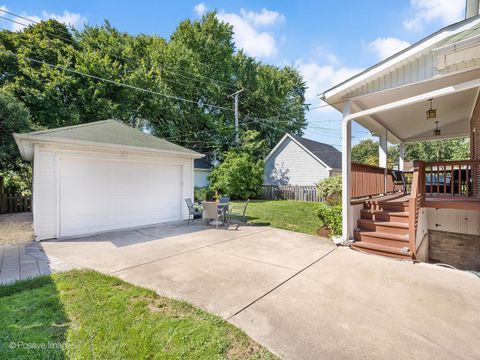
[{"left": 408, "top": 160, "right": 425, "bottom": 258}]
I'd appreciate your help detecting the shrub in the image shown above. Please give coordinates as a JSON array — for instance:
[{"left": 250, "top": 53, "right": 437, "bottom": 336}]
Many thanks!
[
  {"left": 208, "top": 152, "right": 264, "bottom": 200},
  {"left": 317, "top": 176, "right": 342, "bottom": 205},
  {"left": 315, "top": 204, "right": 342, "bottom": 236},
  {"left": 194, "top": 187, "right": 208, "bottom": 202}
]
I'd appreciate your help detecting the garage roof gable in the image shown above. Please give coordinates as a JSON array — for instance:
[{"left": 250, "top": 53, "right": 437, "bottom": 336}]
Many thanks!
[{"left": 14, "top": 120, "right": 203, "bottom": 160}]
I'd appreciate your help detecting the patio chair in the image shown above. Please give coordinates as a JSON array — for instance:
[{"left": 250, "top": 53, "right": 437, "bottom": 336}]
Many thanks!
[
  {"left": 202, "top": 201, "right": 226, "bottom": 229},
  {"left": 391, "top": 170, "right": 407, "bottom": 195},
  {"left": 228, "top": 199, "right": 250, "bottom": 230},
  {"left": 451, "top": 169, "right": 470, "bottom": 195},
  {"left": 219, "top": 196, "right": 230, "bottom": 204},
  {"left": 218, "top": 196, "right": 230, "bottom": 221},
  {"left": 185, "top": 198, "right": 202, "bottom": 224}
]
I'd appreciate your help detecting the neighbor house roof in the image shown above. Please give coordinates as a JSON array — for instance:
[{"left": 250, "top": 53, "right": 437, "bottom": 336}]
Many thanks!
[
  {"left": 194, "top": 158, "right": 213, "bottom": 170},
  {"left": 265, "top": 133, "right": 342, "bottom": 170},
  {"left": 14, "top": 119, "right": 203, "bottom": 161}
]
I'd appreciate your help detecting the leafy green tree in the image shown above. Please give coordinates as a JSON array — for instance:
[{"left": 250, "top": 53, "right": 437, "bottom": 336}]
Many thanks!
[
  {"left": 405, "top": 139, "right": 470, "bottom": 162},
  {"left": 0, "top": 90, "right": 33, "bottom": 170},
  {"left": 352, "top": 139, "right": 378, "bottom": 165},
  {"left": 351, "top": 139, "right": 398, "bottom": 167},
  {"left": 208, "top": 131, "right": 265, "bottom": 199},
  {"left": 0, "top": 90, "right": 34, "bottom": 195},
  {"left": 0, "top": 14, "right": 307, "bottom": 167},
  {"left": 351, "top": 138, "right": 469, "bottom": 167}
]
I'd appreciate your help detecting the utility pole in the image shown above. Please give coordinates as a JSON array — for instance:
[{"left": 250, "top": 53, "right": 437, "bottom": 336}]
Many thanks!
[{"left": 228, "top": 88, "right": 244, "bottom": 144}]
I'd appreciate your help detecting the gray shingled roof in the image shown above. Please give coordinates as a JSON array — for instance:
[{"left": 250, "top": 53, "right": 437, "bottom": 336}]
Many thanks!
[
  {"left": 290, "top": 134, "right": 342, "bottom": 169},
  {"left": 15, "top": 120, "right": 201, "bottom": 157},
  {"left": 194, "top": 158, "right": 213, "bottom": 169}
]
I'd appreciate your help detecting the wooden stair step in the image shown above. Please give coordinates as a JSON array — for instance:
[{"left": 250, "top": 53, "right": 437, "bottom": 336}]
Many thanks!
[
  {"left": 351, "top": 241, "right": 412, "bottom": 259},
  {"left": 357, "top": 219, "right": 409, "bottom": 229},
  {"left": 353, "top": 230, "right": 410, "bottom": 247},
  {"left": 361, "top": 209, "right": 409, "bottom": 218},
  {"left": 364, "top": 199, "right": 409, "bottom": 211}
]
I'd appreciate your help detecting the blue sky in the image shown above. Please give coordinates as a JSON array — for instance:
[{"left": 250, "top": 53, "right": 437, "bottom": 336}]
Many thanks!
[{"left": 0, "top": 1, "right": 467, "bottom": 148}]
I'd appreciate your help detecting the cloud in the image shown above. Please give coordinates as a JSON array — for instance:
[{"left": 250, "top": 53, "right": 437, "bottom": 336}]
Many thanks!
[
  {"left": 240, "top": 8, "right": 285, "bottom": 27},
  {"left": 369, "top": 37, "right": 411, "bottom": 60},
  {"left": 403, "top": 0, "right": 465, "bottom": 32},
  {"left": 193, "top": 3, "right": 207, "bottom": 17},
  {"left": 217, "top": 8, "right": 285, "bottom": 59},
  {"left": 41, "top": 10, "right": 85, "bottom": 28},
  {"left": 0, "top": 6, "right": 86, "bottom": 31},
  {"left": 295, "top": 59, "right": 363, "bottom": 103}
]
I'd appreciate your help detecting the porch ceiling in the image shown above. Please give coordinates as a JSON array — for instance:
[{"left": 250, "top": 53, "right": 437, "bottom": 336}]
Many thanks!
[{"left": 350, "top": 68, "right": 480, "bottom": 143}]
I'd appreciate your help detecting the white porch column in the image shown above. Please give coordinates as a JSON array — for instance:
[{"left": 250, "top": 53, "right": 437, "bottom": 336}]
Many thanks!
[
  {"left": 342, "top": 101, "right": 352, "bottom": 241},
  {"left": 398, "top": 142, "right": 405, "bottom": 171},
  {"left": 378, "top": 130, "right": 388, "bottom": 168}
]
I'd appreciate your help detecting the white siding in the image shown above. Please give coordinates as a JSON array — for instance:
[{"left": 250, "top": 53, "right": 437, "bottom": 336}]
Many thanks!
[
  {"left": 32, "top": 143, "right": 194, "bottom": 240},
  {"left": 426, "top": 208, "right": 480, "bottom": 235},
  {"left": 33, "top": 145, "right": 56, "bottom": 240},
  {"left": 264, "top": 137, "right": 330, "bottom": 186},
  {"left": 194, "top": 169, "right": 210, "bottom": 188}
]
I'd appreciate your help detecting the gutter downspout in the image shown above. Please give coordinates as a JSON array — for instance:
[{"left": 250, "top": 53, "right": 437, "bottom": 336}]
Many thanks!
[{"left": 341, "top": 101, "right": 352, "bottom": 241}]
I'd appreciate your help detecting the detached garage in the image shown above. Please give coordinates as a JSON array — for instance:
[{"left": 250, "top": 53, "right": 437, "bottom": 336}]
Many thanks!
[{"left": 14, "top": 120, "right": 203, "bottom": 240}]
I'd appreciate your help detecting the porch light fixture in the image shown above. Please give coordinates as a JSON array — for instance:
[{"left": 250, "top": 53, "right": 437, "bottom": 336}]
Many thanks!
[
  {"left": 426, "top": 99, "right": 437, "bottom": 119},
  {"left": 433, "top": 121, "right": 441, "bottom": 136}
]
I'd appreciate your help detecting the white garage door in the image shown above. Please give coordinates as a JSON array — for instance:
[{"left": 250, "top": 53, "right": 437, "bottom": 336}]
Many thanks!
[{"left": 58, "top": 156, "right": 182, "bottom": 237}]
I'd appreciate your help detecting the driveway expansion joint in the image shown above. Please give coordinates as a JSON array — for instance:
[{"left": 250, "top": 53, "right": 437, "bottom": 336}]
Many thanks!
[{"left": 227, "top": 247, "right": 337, "bottom": 320}]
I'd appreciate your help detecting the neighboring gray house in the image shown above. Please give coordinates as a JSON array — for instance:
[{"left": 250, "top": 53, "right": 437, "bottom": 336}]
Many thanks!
[
  {"left": 194, "top": 158, "right": 213, "bottom": 188},
  {"left": 264, "top": 134, "right": 341, "bottom": 186}
]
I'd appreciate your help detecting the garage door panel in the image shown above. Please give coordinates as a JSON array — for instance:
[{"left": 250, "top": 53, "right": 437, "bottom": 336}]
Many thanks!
[{"left": 59, "top": 157, "right": 182, "bottom": 237}]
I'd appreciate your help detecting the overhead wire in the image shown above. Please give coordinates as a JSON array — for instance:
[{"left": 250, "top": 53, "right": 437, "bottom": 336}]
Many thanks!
[
  {"left": 0, "top": 9, "right": 370, "bottom": 149},
  {"left": 0, "top": 9, "right": 310, "bottom": 125}
]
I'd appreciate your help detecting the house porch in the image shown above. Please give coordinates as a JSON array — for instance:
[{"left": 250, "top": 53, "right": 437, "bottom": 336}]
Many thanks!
[{"left": 340, "top": 72, "right": 480, "bottom": 267}]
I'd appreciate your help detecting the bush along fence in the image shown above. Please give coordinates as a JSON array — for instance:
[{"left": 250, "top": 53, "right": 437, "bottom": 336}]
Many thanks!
[
  {"left": 262, "top": 185, "right": 323, "bottom": 202},
  {"left": 0, "top": 177, "right": 32, "bottom": 214}
]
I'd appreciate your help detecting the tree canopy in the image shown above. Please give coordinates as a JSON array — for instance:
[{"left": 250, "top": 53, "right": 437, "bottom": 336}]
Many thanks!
[
  {"left": 0, "top": 13, "right": 307, "bottom": 167},
  {"left": 352, "top": 138, "right": 470, "bottom": 167}
]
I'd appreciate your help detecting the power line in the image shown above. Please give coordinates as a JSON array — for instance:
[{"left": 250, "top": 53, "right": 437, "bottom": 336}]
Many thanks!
[
  {"left": 0, "top": 19, "right": 235, "bottom": 107},
  {"left": 0, "top": 9, "right": 308, "bottom": 126},
  {"left": 0, "top": 49, "right": 236, "bottom": 113},
  {"left": 0, "top": 11, "right": 350, "bottom": 150}
]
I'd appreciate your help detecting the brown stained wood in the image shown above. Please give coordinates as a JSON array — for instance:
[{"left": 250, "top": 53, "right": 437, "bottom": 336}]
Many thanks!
[
  {"left": 351, "top": 162, "right": 396, "bottom": 199},
  {"left": 262, "top": 185, "right": 322, "bottom": 202},
  {"left": 0, "top": 193, "right": 31, "bottom": 214}
]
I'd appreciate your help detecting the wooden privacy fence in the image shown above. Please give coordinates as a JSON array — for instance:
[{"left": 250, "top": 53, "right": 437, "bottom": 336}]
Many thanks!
[
  {"left": 0, "top": 193, "right": 32, "bottom": 214},
  {"left": 0, "top": 177, "right": 32, "bottom": 214},
  {"left": 262, "top": 185, "right": 323, "bottom": 202}
]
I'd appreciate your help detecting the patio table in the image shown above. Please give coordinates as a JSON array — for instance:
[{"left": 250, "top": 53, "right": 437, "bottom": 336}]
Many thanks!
[{"left": 201, "top": 201, "right": 230, "bottom": 227}]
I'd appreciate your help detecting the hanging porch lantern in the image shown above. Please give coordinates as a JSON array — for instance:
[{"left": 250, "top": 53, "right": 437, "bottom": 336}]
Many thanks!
[
  {"left": 426, "top": 98, "right": 437, "bottom": 119},
  {"left": 433, "top": 121, "right": 441, "bottom": 136}
]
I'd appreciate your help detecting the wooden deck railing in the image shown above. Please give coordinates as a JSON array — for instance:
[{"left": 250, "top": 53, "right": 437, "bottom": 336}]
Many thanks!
[
  {"left": 408, "top": 161, "right": 425, "bottom": 258},
  {"left": 351, "top": 163, "right": 395, "bottom": 199},
  {"left": 423, "top": 160, "right": 480, "bottom": 198}
]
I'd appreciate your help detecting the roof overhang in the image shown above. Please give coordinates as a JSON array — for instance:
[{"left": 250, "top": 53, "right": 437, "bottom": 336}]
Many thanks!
[
  {"left": 342, "top": 70, "right": 480, "bottom": 143},
  {"left": 320, "top": 16, "right": 480, "bottom": 103},
  {"left": 14, "top": 134, "right": 204, "bottom": 161}
]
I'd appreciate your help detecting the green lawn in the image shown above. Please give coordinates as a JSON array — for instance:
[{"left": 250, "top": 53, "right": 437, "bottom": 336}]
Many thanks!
[
  {"left": 0, "top": 270, "right": 276, "bottom": 359},
  {"left": 231, "top": 200, "right": 321, "bottom": 235}
]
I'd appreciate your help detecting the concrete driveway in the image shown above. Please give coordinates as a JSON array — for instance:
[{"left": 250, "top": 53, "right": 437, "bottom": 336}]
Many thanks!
[{"left": 40, "top": 222, "right": 480, "bottom": 360}]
